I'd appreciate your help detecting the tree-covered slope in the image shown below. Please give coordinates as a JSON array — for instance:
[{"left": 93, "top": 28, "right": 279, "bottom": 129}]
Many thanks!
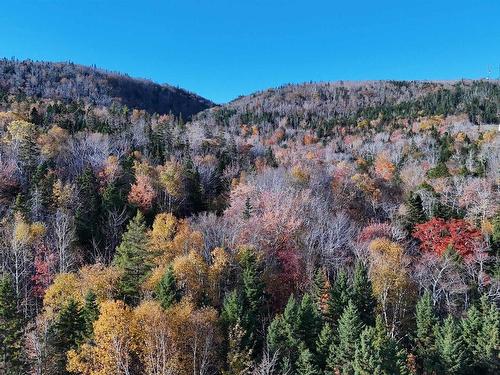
[{"left": 0, "top": 59, "right": 214, "bottom": 118}]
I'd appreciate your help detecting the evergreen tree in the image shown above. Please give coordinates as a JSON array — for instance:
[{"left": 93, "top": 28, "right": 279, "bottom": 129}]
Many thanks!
[
  {"left": 334, "top": 300, "right": 364, "bottom": 375},
  {"left": 326, "top": 270, "right": 352, "bottom": 325},
  {"left": 156, "top": 264, "right": 180, "bottom": 309},
  {"left": 75, "top": 166, "right": 101, "bottom": 253},
  {"left": 414, "top": 291, "right": 438, "bottom": 373},
  {"left": 239, "top": 248, "right": 266, "bottom": 354},
  {"left": 242, "top": 197, "right": 253, "bottom": 220},
  {"left": 81, "top": 290, "right": 99, "bottom": 339},
  {"left": 352, "top": 262, "right": 375, "bottom": 326},
  {"left": 182, "top": 157, "right": 205, "bottom": 215},
  {"left": 372, "top": 316, "right": 409, "bottom": 375},
  {"left": 267, "top": 296, "right": 301, "bottom": 372},
  {"left": 475, "top": 296, "right": 500, "bottom": 373},
  {"left": 436, "top": 316, "right": 464, "bottom": 375},
  {"left": 221, "top": 290, "right": 241, "bottom": 329},
  {"left": 0, "top": 275, "right": 25, "bottom": 374},
  {"left": 113, "top": 211, "right": 152, "bottom": 304},
  {"left": 50, "top": 299, "right": 85, "bottom": 374},
  {"left": 315, "top": 323, "right": 334, "bottom": 372},
  {"left": 296, "top": 344, "right": 319, "bottom": 375},
  {"left": 297, "top": 293, "right": 322, "bottom": 352},
  {"left": 404, "top": 192, "right": 427, "bottom": 231},
  {"left": 353, "top": 326, "right": 383, "bottom": 375},
  {"left": 311, "top": 268, "right": 329, "bottom": 314},
  {"left": 461, "top": 304, "right": 482, "bottom": 371}
]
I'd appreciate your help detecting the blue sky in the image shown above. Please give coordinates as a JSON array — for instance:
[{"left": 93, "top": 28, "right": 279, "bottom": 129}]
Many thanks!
[{"left": 1, "top": 0, "right": 499, "bottom": 103}]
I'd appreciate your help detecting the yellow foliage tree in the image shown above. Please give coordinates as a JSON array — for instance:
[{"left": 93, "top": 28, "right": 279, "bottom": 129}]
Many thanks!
[
  {"left": 67, "top": 300, "right": 135, "bottom": 375},
  {"left": 368, "top": 238, "right": 413, "bottom": 336}
]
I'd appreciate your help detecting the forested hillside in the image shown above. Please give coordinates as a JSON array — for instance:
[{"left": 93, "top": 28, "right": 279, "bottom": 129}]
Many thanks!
[
  {"left": 0, "top": 66, "right": 499, "bottom": 375},
  {"left": 0, "top": 59, "right": 214, "bottom": 118}
]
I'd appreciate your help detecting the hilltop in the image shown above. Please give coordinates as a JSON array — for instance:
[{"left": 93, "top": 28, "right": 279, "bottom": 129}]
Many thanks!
[{"left": 0, "top": 59, "right": 214, "bottom": 118}]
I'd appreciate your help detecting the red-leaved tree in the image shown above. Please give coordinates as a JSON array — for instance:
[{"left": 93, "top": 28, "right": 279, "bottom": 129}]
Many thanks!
[{"left": 413, "top": 218, "right": 482, "bottom": 259}]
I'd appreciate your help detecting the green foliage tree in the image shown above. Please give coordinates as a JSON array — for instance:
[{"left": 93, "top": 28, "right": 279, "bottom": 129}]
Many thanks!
[
  {"left": 155, "top": 264, "right": 180, "bottom": 309},
  {"left": 0, "top": 275, "right": 25, "bottom": 374},
  {"left": 239, "top": 248, "right": 266, "bottom": 355},
  {"left": 404, "top": 193, "right": 427, "bottom": 231},
  {"left": 436, "top": 316, "right": 464, "bottom": 375},
  {"left": 75, "top": 166, "right": 102, "bottom": 253},
  {"left": 353, "top": 326, "right": 383, "bottom": 375},
  {"left": 113, "top": 211, "right": 152, "bottom": 303},
  {"left": 326, "top": 270, "right": 352, "bottom": 325},
  {"left": 50, "top": 299, "right": 85, "bottom": 374},
  {"left": 297, "top": 293, "right": 322, "bottom": 352},
  {"left": 352, "top": 262, "right": 376, "bottom": 326},
  {"left": 414, "top": 291, "right": 438, "bottom": 373},
  {"left": 296, "top": 344, "right": 319, "bottom": 375},
  {"left": 315, "top": 323, "right": 334, "bottom": 372},
  {"left": 81, "top": 290, "right": 99, "bottom": 339},
  {"left": 332, "top": 300, "right": 363, "bottom": 375}
]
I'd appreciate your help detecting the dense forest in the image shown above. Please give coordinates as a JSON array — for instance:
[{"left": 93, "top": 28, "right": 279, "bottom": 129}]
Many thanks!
[{"left": 0, "top": 61, "right": 499, "bottom": 375}]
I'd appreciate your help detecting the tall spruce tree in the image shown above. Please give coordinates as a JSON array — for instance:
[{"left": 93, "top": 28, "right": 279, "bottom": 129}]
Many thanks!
[
  {"left": 297, "top": 293, "right": 322, "bottom": 352},
  {"left": 475, "top": 296, "right": 500, "bottom": 373},
  {"left": 50, "top": 299, "right": 85, "bottom": 374},
  {"left": 436, "top": 316, "right": 464, "bottom": 375},
  {"left": 81, "top": 290, "right": 99, "bottom": 339},
  {"left": 75, "top": 166, "right": 101, "bottom": 255},
  {"left": 0, "top": 275, "right": 25, "bottom": 374},
  {"left": 414, "top": 291, "right": 438, "bottom": 373},
  {"left": 352, "top": 262, "right": 376, "bottom": 326},
  {"left": 156, "top": 264, "right": 180, "bottom": 309},
  {"left": 296, "top": 344, "right": 319, "bottom": 375},
  {"left": 113, "top": 211, "right": 152, "bottom": 304},
  {"left": 326, "top": 270, "right": 353, "bottom": 325},
  {"left": 332, "top": 300, "right": 363, "bottom": 375},
  {"left": 353, "top": 326, "right": 383, "bottom": 375},
  {"left": 311, "top": 268, "right": 329, "bottom": 314},
  {"left": 239, "top": 248, "right": 266, "bottom": 355},
  {"left": 404, "top": 192, "right": 427, "bottom": 231},
  {"left": 316, "top": 323, "right": 334, "bottom": 372}
]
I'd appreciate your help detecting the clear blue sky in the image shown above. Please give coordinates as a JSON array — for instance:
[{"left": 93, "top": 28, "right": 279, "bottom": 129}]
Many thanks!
[{"left": 1, "top": 0, "right": 499, "bottom": 103}]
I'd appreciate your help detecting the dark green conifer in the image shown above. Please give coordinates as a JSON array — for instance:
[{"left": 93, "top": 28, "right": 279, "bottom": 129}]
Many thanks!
[
  {"left": 0, "top": 275, "right": 25, "bottom": 374},
  {"left": 113, "top": 211, "right": 152, "bottom": 304},
  {"left": 352, "top": 262, "right": 376, "bottom": 326},
  {"left": 156, "top": 264, "right": 180, "bottom": 309}
]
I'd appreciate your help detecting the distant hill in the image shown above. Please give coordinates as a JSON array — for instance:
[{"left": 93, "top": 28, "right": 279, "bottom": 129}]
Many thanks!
[
  {"left": 0, "top": 59, "right": 214, "bottom": 118},
  {"left": 193, "top": 80, "right": 499, "bottom": 137}
]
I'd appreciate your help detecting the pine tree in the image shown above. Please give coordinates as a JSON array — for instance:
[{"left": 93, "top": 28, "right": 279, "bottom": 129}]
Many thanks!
[
  {"left": 239, "top": 248, "right": 265, "bottom": 354},
  {"left": 372, "top": 316, "right": 409, "bottom": 375},
  {"left": 476, "top": 296, "right": 500, "bottom": 373},
  {"left": 436, "top": 316, "right": 464, "bottom": 375},
  {"left": 311, "top": 268, "right": 329, "bottom": 315},
  {"left": 414, "top": 291, "right": 438, "bottom": 373},
  {"left": 75, "top": 166, "right": 101, "bottom": 254},
  {"left": 242, "top": 197, "right": 253, "bottom": 220},
  {"left": 326, "top": 270, "right": 352, "bottom": 325},
  {"left": 316, "top": 323, "right": 334, "bottom": 372},
  {"left": 352, "top": 262, "right": 375, "bottom": 326},
  {"left": 404, "top": 193, "right": 427, "bottom": 231},
  {"left": 296, "top": 344, "right": 319, "bottom": 375},
  {"left": 334, "top": 300, "right": 364, "bottom": 375},
  {"left": 113, "top": 211, "right": 152, "bottom": 304},
  {"left": 182, "top": 157, "right": 205, "bottom": 215},
  {"left": 461, "top": 304, "right": 482, "bottom": 371},
  {"left": 156, "top": 264, "right": 180, "bottom": 309},
  {"left": 266, "top": 296, "right": 301, "bottom": 373},
  {"left": 297, "top": 293, "right": 322, "bottom": 352},
  {"left": 353, "top": 326, "right": 383, "bottom": 375},
  {"left": 50, "top": 299, "right": 85, "bottom": 374},
  {"left": 0, "top": 275, "right": 25, "bottom": 374},
  {"left": 221, "top": 290, "right": 241, "bottom": 329},
  {"left": 81, "top": 290, "right": 99, "bottom": 339}
]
